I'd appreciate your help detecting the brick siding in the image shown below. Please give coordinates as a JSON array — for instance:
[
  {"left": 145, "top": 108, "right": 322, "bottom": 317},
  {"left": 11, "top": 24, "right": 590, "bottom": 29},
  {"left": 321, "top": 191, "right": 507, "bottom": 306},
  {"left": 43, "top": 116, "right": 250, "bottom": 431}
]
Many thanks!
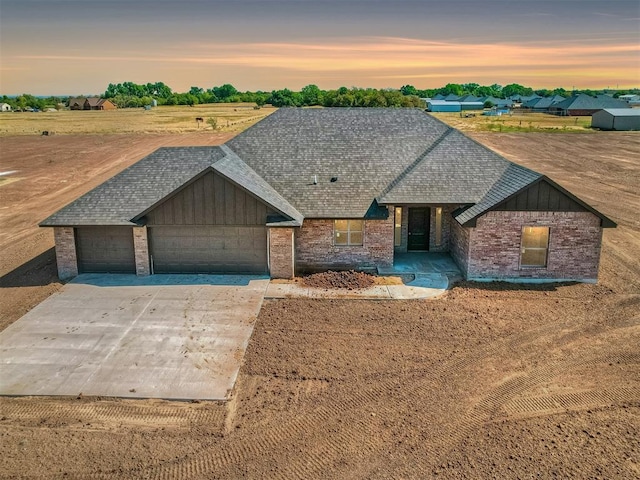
[
  {"left": 449, "top": 220, "right": 470, "bottom": 276},
  {"left": 133, "top": 226, "right": 150, "bottom": 276},
  {"left": 53, "top": 227, "right": 78, "bottom": 279},
  {"left": 466, "top": 211, "right": 603, "bottom": 281},
  {"left": 269, "top": 227, "right": 295, "bottom": 279},
  {"left": 295, "top": 217, "right": 394, "bottom": 273}
]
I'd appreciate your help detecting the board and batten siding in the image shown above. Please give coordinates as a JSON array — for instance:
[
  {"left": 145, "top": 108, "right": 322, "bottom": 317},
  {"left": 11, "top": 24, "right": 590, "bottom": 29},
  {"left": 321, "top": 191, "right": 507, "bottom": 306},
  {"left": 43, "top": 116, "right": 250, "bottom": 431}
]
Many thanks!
[
  {"left": 145, "top": 171, "right": 276, "bottom": 226},
  {"left": 493, "top": 180, "right": 587, "bottom": 213}
]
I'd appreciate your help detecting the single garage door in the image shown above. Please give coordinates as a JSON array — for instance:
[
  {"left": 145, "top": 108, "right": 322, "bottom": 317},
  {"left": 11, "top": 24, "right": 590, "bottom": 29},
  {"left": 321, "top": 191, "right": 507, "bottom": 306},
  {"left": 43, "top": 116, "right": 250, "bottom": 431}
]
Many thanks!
[
  {"left": 149, "top": 226, "right": 268, "bottom": 274},
  {"left": 76, "top": 226, "right": 135, "bottom": 273}
]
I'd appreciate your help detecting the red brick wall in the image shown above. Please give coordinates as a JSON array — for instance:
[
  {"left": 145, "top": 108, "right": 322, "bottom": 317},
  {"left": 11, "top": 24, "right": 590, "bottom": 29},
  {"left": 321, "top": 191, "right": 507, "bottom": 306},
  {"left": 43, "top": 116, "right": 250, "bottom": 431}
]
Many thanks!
[
  {"left": 133, "top": 226, "right": 150, "bottom": 276},
  {"left": 295, "top": 217, "right": 394, "bottom": 273},
  {"left": 53, "top": 227, "right": 78, "bottom": 280},
  {"left": 269, "top": 227, "right": 295, "bottom": 279},
  {"left": 466, "top": 211, "right": 603, "bottom": 281},
  {"left": 449, "top": 220, "right": 470, "bottom": 276}
]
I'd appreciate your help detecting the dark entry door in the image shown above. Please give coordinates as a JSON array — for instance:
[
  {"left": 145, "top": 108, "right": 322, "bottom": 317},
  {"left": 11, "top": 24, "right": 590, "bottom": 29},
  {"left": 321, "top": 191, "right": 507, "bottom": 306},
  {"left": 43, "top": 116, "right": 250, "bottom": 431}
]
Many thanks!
[{"left": 408, "top": 208, "right": 430, "bottom": 251}]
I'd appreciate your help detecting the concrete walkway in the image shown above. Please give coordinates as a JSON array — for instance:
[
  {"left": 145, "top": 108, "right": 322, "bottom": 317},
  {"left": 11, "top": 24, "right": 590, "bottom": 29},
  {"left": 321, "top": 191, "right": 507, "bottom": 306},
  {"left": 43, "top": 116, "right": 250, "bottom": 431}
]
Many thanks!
[
  {"left": 0, "top": 274, "right": 269, "bottom": 401},
  {"left": 266, "top": 253, "right": 461, "bottom": 300}
]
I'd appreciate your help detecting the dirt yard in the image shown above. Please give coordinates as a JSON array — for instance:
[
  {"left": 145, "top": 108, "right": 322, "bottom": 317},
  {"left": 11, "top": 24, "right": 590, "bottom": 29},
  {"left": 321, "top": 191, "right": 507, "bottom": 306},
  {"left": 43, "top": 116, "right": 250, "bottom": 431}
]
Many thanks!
[{"left": 0, "top": 131, "right": 638, "bottom": 479}]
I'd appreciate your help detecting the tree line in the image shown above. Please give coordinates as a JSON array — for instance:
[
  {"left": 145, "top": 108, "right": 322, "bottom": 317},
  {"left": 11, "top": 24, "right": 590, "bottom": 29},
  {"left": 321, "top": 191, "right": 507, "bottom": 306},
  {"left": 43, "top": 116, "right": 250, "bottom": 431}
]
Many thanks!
[{"left": 1, "top": 83, "right": 637, "bottom": 110}]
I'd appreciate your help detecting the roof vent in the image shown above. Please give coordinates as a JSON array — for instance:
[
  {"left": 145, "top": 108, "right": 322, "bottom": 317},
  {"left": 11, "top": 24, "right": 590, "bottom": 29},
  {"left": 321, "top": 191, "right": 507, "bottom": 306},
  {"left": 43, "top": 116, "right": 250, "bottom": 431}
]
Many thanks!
[
  {"left": 330, "top": 177, "right": 338, "bottom": 183},
  {"left": 313, "top": 175, "right": 318, "bottom": 185}
]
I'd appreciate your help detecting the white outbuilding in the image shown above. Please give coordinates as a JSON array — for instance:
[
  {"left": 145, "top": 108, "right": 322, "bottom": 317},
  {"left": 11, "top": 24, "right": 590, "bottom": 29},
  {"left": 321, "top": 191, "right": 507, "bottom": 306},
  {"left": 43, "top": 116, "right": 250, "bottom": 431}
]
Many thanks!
[
  {"left": 1, "top": 103, "right": 12, "bottom": 112},
  {"left": 592, "top": 108, "right": 640, "bottom": 131}
]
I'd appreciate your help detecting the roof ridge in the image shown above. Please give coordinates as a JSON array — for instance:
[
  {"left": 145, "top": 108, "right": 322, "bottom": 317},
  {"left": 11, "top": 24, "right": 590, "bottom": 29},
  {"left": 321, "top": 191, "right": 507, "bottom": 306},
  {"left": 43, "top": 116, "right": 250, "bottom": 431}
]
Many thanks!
[{"left": 376, "top": 125, "right": 453, "bottom": 200}]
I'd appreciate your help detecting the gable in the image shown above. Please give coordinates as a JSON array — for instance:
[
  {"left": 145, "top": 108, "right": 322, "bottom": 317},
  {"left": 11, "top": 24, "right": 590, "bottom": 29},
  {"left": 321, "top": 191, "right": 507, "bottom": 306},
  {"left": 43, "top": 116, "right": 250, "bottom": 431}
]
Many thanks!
[
  {"left": 493, "top": 179, "right": 587, "bottom": 212},
  {"left": 144, "top": 171, "right": 276, "bottom": 226}
]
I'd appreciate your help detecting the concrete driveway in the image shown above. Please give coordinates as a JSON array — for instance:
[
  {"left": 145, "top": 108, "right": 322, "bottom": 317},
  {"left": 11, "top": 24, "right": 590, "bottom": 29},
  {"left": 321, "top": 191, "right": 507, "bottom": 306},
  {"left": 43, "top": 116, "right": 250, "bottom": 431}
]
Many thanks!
[{"left": 0, "top": 274, "right": 269, "bottom": 400}]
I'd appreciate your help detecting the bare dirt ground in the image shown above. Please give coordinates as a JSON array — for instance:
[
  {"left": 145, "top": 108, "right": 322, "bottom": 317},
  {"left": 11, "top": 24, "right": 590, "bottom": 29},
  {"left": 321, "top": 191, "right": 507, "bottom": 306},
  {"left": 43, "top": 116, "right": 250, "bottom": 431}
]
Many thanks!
[{"left": 1, "top": 131, "right": 639, "bottom": 479}]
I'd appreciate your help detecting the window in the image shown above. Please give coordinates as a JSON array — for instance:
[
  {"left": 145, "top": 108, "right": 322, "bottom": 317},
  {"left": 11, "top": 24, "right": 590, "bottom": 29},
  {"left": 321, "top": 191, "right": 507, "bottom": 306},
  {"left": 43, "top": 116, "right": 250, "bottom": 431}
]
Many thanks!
[
  {"left": 520, "top": 226, "right": 549, "bottom": 267},
  {"left": 394, "top": 207, "right": 402, "bottom": 246},
  {"left": 435, "top": 207, "right": 443, "bottom": 246},
  {"left": 334, "top": 219, "right": 363, "bottom": 246}
]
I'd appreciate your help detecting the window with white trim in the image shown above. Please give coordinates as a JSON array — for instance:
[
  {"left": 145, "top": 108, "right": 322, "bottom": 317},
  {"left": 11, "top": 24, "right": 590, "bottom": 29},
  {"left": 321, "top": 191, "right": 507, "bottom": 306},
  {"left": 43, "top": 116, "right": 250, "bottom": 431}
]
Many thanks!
[
  {"left": 394, "top": 207, "right": 402, "bottom": 246},
  {"left": 334, "top": 219, "right": 363, "bottom": 246},
  {"left": 520, "top": 226, "right": 549, "bottom": 267},
  {"left": 435, "top": 207, "right": 443, "bottom": 246}
]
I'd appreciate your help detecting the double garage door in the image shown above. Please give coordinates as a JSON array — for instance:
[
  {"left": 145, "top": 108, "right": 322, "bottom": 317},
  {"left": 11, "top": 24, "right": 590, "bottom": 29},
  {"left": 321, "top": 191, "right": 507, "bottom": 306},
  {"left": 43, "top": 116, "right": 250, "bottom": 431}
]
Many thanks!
[
  {"left": 149, "top": 226, "right": 268, "bottom": 274},
  {"left": 75, "top": 226, "right": 268, "bottom": 274}
]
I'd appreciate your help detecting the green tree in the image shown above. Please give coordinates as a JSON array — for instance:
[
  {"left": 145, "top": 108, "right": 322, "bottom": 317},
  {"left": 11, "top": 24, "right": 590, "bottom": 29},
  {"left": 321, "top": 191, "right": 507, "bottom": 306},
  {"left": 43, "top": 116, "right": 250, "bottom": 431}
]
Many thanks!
[
  {"left": 400, "top": 85, "right": 418, "bottom": 96},
  {"left": 211, "top": 84, "right": 238, "bottom": 100},
  {"left": 440, "top": 83, "right": 464, "bottom": 96},
  {"left": 502, "top": 83, "right": 534, "bottom": 98},
  {"left": 300, "top": 84, "right": 324, "bottom": 106}
]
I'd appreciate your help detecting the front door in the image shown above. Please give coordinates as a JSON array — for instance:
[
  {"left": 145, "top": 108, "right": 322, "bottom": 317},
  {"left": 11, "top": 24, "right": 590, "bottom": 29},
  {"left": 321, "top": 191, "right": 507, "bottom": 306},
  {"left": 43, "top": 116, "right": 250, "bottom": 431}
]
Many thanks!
[{"left": 408, "top": 207, "right": 430, "bottom": 251}]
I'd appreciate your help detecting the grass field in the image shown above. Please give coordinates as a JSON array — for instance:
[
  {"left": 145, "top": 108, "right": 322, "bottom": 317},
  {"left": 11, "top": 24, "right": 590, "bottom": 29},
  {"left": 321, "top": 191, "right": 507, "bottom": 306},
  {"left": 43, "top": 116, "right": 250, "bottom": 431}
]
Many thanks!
[
  {"left": 431, "top": 111, "right": 593, "bottom": 132},
  {"left": 0, "top": 105, "right": 599, "bottom": 136},
  {"left": 0, "top": 103, "right": 276, "bottom": 135}
]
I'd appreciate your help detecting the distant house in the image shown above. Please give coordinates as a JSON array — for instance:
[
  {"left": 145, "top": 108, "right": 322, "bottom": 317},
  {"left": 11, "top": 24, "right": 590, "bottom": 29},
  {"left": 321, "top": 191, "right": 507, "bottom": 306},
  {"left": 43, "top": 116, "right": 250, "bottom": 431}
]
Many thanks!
[
  {"left": 42, "top": 108, "right": 615, "bottom": 284},
  {"left": 549, "top": 94, "right": 630, "bottom": 116},
  {"left": 443, "top": 94, "right": 461, "bottom": 101},
  {"left": 458, "top": 94, "right": 481, "bottom": 103},
  {"left": 1, "top": 103, "right": 12, "bottom": 112},
  {"left": 592, "top": 109, "right": 640, "bottom": 131},
  {"left": 68, "top": 97, "right": 117, "bottom": 111},
  {"left": 478, "top": 96, "right": 513, "bottom": 109},
  {"left": 521, "top": 95, "right": 566, "bottom": 113},
  {"left": 509, "top": 94, "right": 542, "bottom": 106},
  {"left": 618, "top": 94, "right": 640, "bottom": 106}
]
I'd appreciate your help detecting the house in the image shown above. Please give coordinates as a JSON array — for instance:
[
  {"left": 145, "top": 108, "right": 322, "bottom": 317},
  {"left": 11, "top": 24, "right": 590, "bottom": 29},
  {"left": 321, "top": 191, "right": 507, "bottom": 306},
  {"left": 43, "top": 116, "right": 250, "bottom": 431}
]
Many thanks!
[
  {"left": 521, "top": 96, "right": 566, "bottom": 113},
  {"left": 1, "top": 103, "right": 12, "bottom": 112},
  {"left": 618, "top": 94, "right": 640, "bottom": 106},
  {"left": 41, "top": 108, "right": 615, "bottom": 283},
  {"left": 592, "top": 109, "right": 640, "bottom": 131},
  {"left": 549, "top": 94, "right": 630, "bottom": 116},
  {"left": 477, "top": 97, "right": 514, "bottom": 109},
  {"left": 68, "top": 97, "right": 117, "bottom": 110},
  {"left": 458, "top": 94, "right": 481, "bottom": 103}
]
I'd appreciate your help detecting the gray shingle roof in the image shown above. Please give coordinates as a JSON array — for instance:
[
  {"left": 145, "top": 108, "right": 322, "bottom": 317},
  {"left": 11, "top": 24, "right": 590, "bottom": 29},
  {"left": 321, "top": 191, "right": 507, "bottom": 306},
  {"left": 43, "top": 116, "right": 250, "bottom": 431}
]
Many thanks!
[
  {"left": 378, "top": 130, "right": 537, "bottom": 206},
  {"left": 552, "top": 94, "right": 630, "bottom": 111},
  {"left": 227, "top": 108, "right": 451, "bottom": 218},
  {"left": 40, "top": 145, "right": 302, "bottom": 227},
  {"left": 40, "top": 147, "right": 225, "bottom": 226}
]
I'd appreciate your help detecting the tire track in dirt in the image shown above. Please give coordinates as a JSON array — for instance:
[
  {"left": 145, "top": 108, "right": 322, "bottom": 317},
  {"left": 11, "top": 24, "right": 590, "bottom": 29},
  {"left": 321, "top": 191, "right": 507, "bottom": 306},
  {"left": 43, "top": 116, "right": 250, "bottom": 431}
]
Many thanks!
[
  {"left": 0, "top": 400, "right": 226, "bottom": 430},
  {"left": 502, "top": 387, "right": 640, "bottom": 417},
  {"left": 144, "top": 313, "right": 627, "bottom": 479}
]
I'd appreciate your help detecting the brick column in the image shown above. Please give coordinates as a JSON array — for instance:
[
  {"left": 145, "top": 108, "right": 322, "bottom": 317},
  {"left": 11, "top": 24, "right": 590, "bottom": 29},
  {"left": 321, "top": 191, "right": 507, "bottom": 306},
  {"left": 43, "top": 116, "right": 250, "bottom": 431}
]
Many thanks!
[
  {"left": 133, "top": 226, "right": 150, "bottom": 276},
  {"left": 269, "top": 227, "right": 295, "bottom": 279},
  {"left": 53, "top": 227, "right": 78, "bottom": 280}
]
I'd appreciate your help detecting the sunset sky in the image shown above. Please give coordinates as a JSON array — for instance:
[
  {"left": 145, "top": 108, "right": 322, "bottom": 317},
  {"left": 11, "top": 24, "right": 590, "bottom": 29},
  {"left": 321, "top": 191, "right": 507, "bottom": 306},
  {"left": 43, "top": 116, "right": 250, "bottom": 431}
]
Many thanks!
[{"left": 1, "top": 0, "right": 639, "bottom": 95}]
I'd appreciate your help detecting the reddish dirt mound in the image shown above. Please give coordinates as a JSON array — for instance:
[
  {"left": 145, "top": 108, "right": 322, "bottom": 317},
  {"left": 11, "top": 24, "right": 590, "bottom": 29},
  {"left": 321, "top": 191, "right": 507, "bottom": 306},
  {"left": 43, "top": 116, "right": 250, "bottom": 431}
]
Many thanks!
[{"left": 301, "top": 270, "right": 375, "bottom": 290}]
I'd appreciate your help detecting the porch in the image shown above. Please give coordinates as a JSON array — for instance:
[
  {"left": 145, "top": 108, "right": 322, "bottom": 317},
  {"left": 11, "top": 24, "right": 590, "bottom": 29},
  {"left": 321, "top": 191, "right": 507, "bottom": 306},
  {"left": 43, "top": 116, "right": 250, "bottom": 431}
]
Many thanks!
[{"left": 377, "top": 252, "right": 463, "bottom": 289}]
